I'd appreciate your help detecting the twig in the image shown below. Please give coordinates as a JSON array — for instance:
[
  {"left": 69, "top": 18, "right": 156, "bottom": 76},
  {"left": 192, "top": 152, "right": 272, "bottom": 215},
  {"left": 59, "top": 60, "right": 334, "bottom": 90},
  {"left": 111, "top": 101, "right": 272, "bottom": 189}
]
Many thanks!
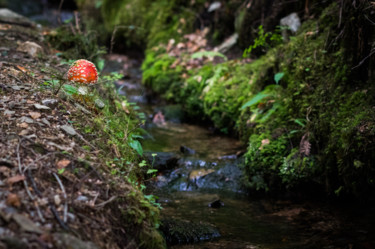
[
  {"left": 35, "top": 201, "right": 46, "bottom": 223},
  {"left": 26, "top": 169, "right": 45, "bottom": 222},
  {"left": 76, "top": 133, "right": 97, "bottom": 150},
  {"left": 352, "top": 48, "right": 375, "bottom": 70},
  {"left": 338, "top": 0, "right": 343, "bottom": 28},
  {"left": 57, "top": 0, "right": 64, "bottom": 25},
  {"left": 49, "top": 203, "right": 69, "bottom": 230},
  {"left": 95, "top": 196, "right": 117, "bottom": 209},
  {"left": 17, "top": 139, "right": 36, "bottom": 200},
  {"left": 53, "top": 172, "right": 68, "bottom": 223},
  {"left": 74, "top": 11, "right": 82, "bottom": 34}
]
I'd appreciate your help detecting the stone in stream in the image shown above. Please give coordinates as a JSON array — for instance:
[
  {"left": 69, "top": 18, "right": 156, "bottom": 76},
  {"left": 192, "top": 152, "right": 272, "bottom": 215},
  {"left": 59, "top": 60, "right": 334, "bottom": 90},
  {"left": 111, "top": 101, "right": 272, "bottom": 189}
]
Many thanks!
[
  {"left": 143, "top": 152, "right": 180, "bottom": 171},
  {"left": 160, "top": 218, "right": 220, "bottom": 245},
  {"left": 180, "top": 145, "right": 196, "bottom": 155},
  {"left": 209, "top": 199, "right": 224, "bottom": 209}
]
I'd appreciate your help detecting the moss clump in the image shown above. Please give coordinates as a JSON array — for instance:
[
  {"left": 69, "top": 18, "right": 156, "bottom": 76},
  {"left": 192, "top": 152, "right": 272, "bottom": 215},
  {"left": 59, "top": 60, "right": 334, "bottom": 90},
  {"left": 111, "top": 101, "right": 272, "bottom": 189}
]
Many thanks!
[{"left": 101, "top": 0, "right": 205, "bottom": 49}]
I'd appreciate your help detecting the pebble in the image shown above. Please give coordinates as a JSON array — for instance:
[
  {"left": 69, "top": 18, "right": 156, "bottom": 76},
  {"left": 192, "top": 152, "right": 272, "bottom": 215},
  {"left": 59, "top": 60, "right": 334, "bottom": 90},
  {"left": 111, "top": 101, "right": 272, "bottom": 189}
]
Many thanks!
[
  {"left": 42, "top": 99, "right": 58, "bottom": 108},
  {"left": 60, "top": 125, "right": 76, "bottom": 136},
  {"left": 34, "top": 103, "right": 50, "bottom": 110}
]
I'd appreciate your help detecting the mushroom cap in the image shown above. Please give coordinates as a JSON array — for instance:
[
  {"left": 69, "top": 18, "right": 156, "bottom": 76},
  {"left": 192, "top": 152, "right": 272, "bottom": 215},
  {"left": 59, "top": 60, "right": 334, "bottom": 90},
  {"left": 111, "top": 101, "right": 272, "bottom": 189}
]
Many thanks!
[{"left": 67, "top": 59, "right": 98, "bottom": 84}]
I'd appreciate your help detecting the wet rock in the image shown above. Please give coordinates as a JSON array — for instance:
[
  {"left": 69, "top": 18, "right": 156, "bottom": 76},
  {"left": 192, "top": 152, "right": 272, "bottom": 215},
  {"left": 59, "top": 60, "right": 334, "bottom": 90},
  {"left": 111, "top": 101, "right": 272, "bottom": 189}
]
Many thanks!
[
  {"left": 180, "top": 145, "right": 195, "bottom": 155},
  {"left": 144, "top": 152, "right": 180, "bottom": 171},
  {"left": 160, "top": 218, "right": 220, "bottom": 245},
  {"left": 17, "top": 41, "right": 43, "bottom": 57},
  {"left": 53, "top": 233, "right": 99, "bottom": 249},
  {"left": 209, "top": 199, "right": 224, "bottom": 209},
  {"left": 193, "top": 160, "right": 244, "bottom": 192},
  {"left": 218, "top": 154, "right": 237, "bottom": 160}
]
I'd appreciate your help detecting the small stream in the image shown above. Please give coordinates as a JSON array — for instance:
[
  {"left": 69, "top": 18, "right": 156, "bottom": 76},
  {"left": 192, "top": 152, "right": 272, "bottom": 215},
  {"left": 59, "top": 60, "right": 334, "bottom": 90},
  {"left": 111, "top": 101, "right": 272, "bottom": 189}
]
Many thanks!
[{"left": 106, "top": 55, "right": 375, "bottom": 249}]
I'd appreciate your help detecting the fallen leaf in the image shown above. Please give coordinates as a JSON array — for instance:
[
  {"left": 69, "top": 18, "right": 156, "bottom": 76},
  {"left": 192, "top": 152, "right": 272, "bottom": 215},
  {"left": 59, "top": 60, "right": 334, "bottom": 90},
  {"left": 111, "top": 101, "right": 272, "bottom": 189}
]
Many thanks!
[
  {"left": 259, "top": 139, "right": 270, "bottom": 150},
  {"left": 29, "top": 111, "right": 41, "bottom": 119},
  {"left": 18, "top": 122, "right": 29, "bottom": 128},
  {"left": 16, "top": 65, "right": 28, "bottom": 73},
  {"left": 56, "top": 159, "right": 71, "bottom": 169},
  {"left": 7, "top": 174, "right": 25, "bottom": 186},
  {"left": 6, "top": 193, "right": 21, "bottom": 207},
  {"left": 18, "top": 129, "right": 29, "bottom": 136}
]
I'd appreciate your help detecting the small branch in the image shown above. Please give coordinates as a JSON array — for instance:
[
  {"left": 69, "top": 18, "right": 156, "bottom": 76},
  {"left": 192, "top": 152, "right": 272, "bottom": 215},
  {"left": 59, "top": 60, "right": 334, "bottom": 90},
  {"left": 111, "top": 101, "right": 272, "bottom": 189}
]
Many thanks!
[
  {"left": 35, "top": 201, "right": 46, "bottom": 223},
  {"left": 17, "top": 139, "right": 36, "bottom": 200},
  {"left": 74, "top": 11, "right": 82, "bottom": 34},
  {"left": 53, "top": 172, "right": 68, "bottom": 223},
  {"left": 338, "top": 0, "right": 343, "bottom": 28},
  {"left": 95, "top": 196, "right": 117, "bottom": 209},
  {"left": 352, "top": 48, "right": 375, "bottom": 70},
  {"left": 57, "top": 0, "right": 64, "bottom": 25},
  {"left": 49, "top": 203, "right": 69, "bottom": 230},
  {"left": 54, "top": 79, "right": 66, "bottom": 95}
]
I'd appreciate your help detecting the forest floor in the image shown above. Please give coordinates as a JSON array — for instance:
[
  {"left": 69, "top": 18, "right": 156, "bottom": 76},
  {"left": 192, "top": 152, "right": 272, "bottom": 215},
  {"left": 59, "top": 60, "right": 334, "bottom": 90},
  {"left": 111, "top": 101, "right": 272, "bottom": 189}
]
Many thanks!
[{"left": 0, "top": 13, "right": 162, "bottom": 249}]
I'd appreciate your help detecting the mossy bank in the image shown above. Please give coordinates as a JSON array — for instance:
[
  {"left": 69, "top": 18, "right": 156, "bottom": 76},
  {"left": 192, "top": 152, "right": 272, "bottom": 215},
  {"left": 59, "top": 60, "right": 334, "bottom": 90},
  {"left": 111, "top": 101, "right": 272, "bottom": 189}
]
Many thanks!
[{"left": 100, "top": 0, "right": 375, "bottom": 200}]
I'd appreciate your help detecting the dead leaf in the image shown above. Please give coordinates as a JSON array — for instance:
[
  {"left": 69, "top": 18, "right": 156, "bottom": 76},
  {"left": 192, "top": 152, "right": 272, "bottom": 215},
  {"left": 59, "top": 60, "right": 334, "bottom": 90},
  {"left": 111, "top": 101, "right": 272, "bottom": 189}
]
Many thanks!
[
  {"left": 259, "top": 139, "right": 270, "bottom": 150},
  {"left": 299, "top": 133, "right": 311, "bottom": 156},
  {"left": 121, "top": 101, "right": 130, "bottom": 114},
  {"left": 57, "top": 159, "right": 71, "bottom": 169},
  {"left": 6, "top": 193, "right": 21, "bottom": 207},
  {"left": 29, "top": 111, "right": 41, "bottom": 119},
  {"left": 18, "top": 129, "right": 29, "bottom": 136},
  {"left": 18, "top": 122, "right": 29, "bottom": 128},
  {"left": 7, "top": 174, "right": 25, "bottom": 186},
  {"left": 16, "top": 65, "right": 28, "bottom": 73}
]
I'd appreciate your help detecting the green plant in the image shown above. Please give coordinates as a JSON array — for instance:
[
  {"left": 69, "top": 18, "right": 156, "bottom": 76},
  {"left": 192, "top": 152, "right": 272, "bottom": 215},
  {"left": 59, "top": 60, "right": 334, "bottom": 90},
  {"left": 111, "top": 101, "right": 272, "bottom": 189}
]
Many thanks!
[{"left": 243, "top": 25, "right": 283, "bottom": 57}]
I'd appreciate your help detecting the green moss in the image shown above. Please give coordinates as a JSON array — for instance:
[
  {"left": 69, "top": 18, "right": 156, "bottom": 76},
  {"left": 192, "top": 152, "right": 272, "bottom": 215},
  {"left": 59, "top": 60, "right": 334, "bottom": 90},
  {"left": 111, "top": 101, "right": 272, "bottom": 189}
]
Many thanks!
[
  {"left": 140, "top": 2, "right": 374, "bottom": 198},
  {"left": 102, "top": 0, "right": 204, "bottom": 49}
]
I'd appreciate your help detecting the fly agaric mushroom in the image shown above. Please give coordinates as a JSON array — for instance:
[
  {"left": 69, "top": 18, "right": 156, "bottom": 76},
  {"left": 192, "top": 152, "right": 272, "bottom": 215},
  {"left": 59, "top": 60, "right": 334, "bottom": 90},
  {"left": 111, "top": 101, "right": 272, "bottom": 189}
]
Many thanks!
[{"left": 67, "top": 59, "right": 98, "bottom": 84}]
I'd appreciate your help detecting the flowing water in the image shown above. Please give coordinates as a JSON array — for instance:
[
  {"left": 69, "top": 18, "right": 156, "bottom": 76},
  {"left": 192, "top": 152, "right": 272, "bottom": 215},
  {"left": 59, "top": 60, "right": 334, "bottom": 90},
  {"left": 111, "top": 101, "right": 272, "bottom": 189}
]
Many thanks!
[{"left": 107, "top": 56, "right": 375, "bottom": 249}]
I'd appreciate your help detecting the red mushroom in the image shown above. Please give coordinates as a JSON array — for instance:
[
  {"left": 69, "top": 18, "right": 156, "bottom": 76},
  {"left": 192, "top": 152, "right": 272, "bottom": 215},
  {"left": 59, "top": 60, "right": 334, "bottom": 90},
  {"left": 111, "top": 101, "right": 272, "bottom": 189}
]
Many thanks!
[{"left": 67, "top": 59, "right": 98, "bottom": 84}]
